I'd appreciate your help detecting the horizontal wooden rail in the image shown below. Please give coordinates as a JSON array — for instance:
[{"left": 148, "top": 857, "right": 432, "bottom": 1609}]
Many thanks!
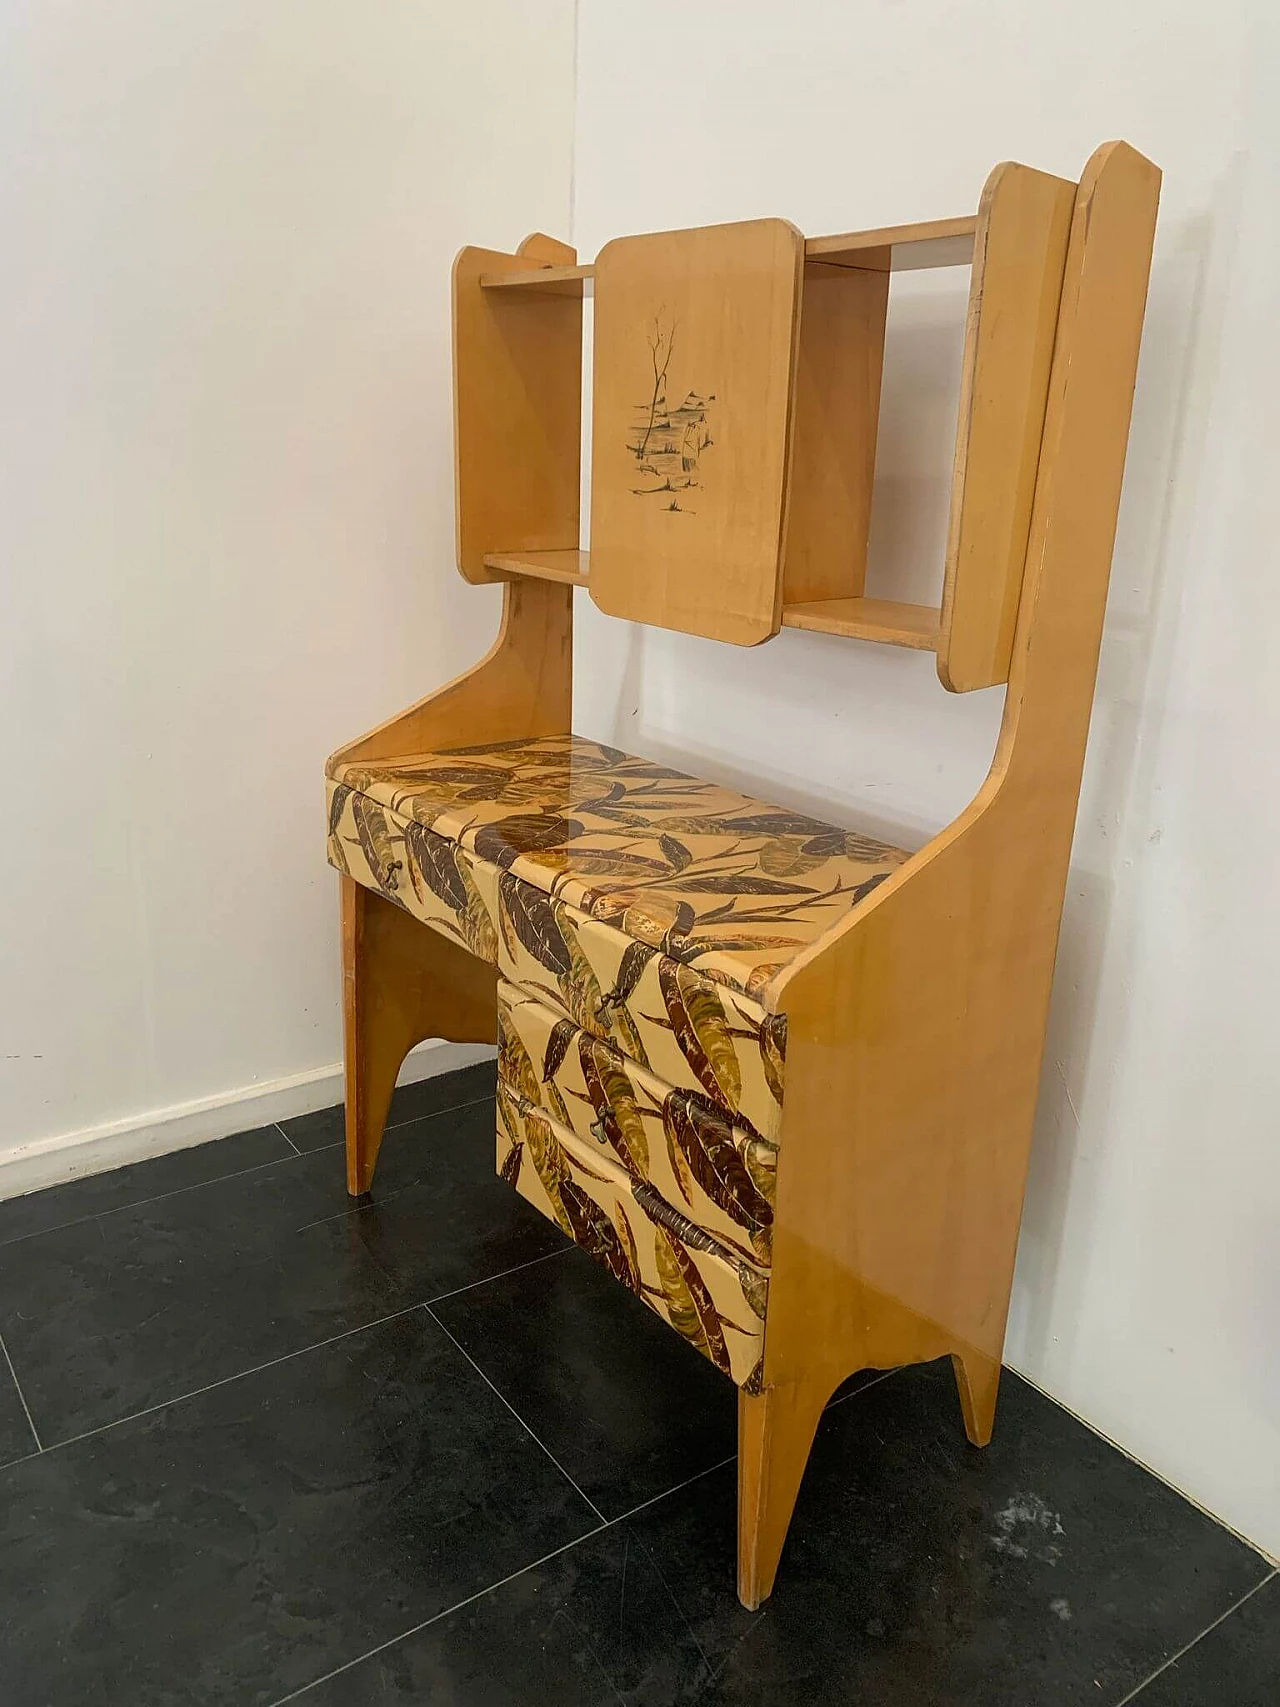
[
  {"left": 482, "top": 549, "right": 590, "bottom": 587},
  {"left": 781, "top": 597, "right": 941, "bottom": 650},
  {"left": 480, "top": 552, "right": 941, "bottom": 652},
  {"left": 480, "top": 216, "right": 979, "bottom": 293}
]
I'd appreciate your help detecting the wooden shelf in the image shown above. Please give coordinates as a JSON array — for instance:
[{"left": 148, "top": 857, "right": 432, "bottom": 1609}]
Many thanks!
[
  {"left": 479, "top": 264, "right": 594, "bottom": 296},
  {"left": 781, "top": 597, "right": 941, "bottom": 651},
  {"left": 480, "top": 556, "right": 939, "bottom": 652},
  {"left": 479, "top": 217, "right": 979, "bottom": 295},
  {"left": 483, "top": 549, "right": 590, "bottom": 587},
  {"left": 805, "top": 216, "right": 977, "bottom": 273}
]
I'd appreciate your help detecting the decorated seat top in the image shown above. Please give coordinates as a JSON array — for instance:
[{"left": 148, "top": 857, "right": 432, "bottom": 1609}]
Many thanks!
[{"left": 328, "top": 734, "right": 909, "bottom": 1000}]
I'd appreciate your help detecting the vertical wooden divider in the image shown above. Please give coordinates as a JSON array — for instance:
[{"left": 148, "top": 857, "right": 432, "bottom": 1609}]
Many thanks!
[
  {"left": 453, "top": 234, "right": 583, "bottom": 584},
  {"left": 781, "top": 260, "right": 889, "bottom": 606}
]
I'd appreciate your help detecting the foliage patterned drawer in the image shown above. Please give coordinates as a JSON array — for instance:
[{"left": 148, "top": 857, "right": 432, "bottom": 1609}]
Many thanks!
[
  {"left": 496, "top": 1084, "right": 766, "bottom": 1388},
  {"left": 499, "top": 981, "right": 776, "bottom": 1268},
  {"left": 492, "top": 885, "right": 786, "bottom": 1142},
  {"left": 326, "top": 779, "right": 499, "bottom": 962},
  {"left": 329, "top": 734, "right": 907, "bottom": 1002},
  {"left": 327, "top": 771, "right": 788, "bottom": 1141}
]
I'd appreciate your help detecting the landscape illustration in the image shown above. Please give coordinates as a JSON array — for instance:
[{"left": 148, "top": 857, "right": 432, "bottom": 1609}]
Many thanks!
[{"left": 626, "top": 314, "right": 716, "bottom": 513}]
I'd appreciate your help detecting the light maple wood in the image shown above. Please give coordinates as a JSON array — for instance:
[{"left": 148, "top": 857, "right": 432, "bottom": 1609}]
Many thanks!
[
  {"left": 589, "top": 218, "right": 804, "bottom": 645},
  {"left": 736, "top": 141, "right": 1161, "bottom": 1607},
  {"left": 482, "top": 548, "right": 590, "bottom": 587},
  {"left": 453, "top": 233, "right": 582, "bottom": 584},
  {"left": 805, "top": 215, "right": 978, "bottom": 272},
  {"left": 477, "top": 218, "right": 979, "bottom": 298},
  {"left": 781, "top": 262, "right": 889, "bottom": 606},
  {"left": 737, "top": 1375, "right": 832, "bottom": 1612},
  {"left": 516, "top": 232, "right": 577, "bottom": 266},
  {"left": 937, "top": 163, "right": 1075, "bottom": 692},
  {"left": 330, "top": 575, "right": 572, "bottom": 770},
  {"left": 330, "top": 142, "right": 1159, "bottom": 1613},
  {"left": 342, "top": 876, "right": 497, "bottom": 1195},
  {"left": 480, "top": 263, "right": 594, "bottom": 296},
  {"left": 333, "top": 575, "right": 571, "bottom": 1191},
  {"left": 781, "top": 595, "right": 940, "bottom": 649}
]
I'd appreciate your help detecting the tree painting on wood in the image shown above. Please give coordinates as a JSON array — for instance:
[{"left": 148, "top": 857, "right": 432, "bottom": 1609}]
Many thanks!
[{"left": 627, "top": 314, "right": 715, "bottom": 513}]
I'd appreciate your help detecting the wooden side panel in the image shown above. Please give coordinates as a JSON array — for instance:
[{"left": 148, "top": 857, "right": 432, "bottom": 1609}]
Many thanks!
[
  {"left": 342, "top": 877, "right": 497, "bottom": 1195},
  {"left": 453, "top": 235, "right": 582, "bottom": 584},
  {"left": 781, "top": 262, "right": 889, "bottom": 606},
  {"left": 329, "top": 576, "right": 572, "bottom": 769},
  {"left": 589, "top": 219, "right": 803, "bottom": 646},
  {"left": 760, "top": 142, "right": 1160, "bottom": 1413},
  {"left": 937, "top": 164, "right": 1076, "bottom": 692}
]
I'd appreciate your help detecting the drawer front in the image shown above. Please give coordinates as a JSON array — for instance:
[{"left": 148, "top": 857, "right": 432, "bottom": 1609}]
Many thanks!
[
  {"left": 327, "top": 780, "right": 786, "bottom": 1139},
  {"left": 499, "top": 981, "right": 775, "bottom": 1267},
  {"left": 326, "top": 779, "right": 499, "bottom": 962},
  {"left": 485, "top": 869, "right": 787, "bottom": 1141},
  {"left": 496, "top": 1084, "right": 765, "bottom": 1389}
]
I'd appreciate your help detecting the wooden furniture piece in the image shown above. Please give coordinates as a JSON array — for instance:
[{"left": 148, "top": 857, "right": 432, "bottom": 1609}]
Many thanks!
[{"left": 326, "top": 142, "right": 1160, "bottom": 1610}]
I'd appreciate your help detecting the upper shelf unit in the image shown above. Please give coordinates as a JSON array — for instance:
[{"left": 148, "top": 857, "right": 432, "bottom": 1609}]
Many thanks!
[
  {"left": 479, "top": 216, "right": 980, "bottom": 294},
  {"left": 457, "top": 164, "right": 1077, "bottom": 687}
]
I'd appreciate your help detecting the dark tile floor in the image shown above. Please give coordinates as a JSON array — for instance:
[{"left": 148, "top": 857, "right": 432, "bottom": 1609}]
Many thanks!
[{"left": 0, "top": 1062, "right": 1273, "bottom": 1705}]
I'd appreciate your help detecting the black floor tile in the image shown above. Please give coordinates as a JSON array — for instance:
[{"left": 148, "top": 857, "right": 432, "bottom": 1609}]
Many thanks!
[
  {"left": 304, "top": 1361, "right": 1272, "bottom": 1707},
  {"left": 0, "top": 1124, "right": 295, "bottom": 1248},
  {"left": 0, "top": 1344, "right": 38, "bottom": 1466},
  {"left": 433, "top": 1242, "right": 738, "bottom": 1519},
  {"left": 0, "top": 1310, "right": 597, "bottom": 1707},
  {"left": 279, "top": 1060, "right": 497, "bottom": 1154},
  {"left": 0, "top": 1101, "right": 564, "bottom": 1445},
  {"left": 389, "top": 1060, "right": 496, "bottom": 1127},
  {"left": 300, "top": 1513, "right": 715, "bottom": 1706},
  {"left": 1133, "top": 1571, "right": 1280, "bottom": 1707}
]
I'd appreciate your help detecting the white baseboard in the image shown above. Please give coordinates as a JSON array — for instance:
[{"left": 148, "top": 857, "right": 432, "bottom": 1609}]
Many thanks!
[{"left": 0, "top": 1040, "right": 496, "bottom": 1205}]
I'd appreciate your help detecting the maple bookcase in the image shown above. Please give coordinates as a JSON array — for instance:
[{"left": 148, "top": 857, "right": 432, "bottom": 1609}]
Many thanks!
[{"left": 326, "top": 142, "right": 1160, "bottom": 1608}]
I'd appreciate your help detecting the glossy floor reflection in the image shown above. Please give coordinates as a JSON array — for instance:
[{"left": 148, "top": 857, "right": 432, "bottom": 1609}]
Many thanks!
[{"left": 0, "top": 1062, "right": 1273, "bottom": 1705}]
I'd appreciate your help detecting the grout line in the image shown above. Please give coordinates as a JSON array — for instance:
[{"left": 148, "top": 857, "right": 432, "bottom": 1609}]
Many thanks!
[
  {"left": 383, "top": 1090, "right": 494, "bottom": 1136},
  {"left": 0, "top": 1148, "right": 306, "bottom": 1251},
  {"left": 44, "top": 1303, "right": 428, "bottom": 1455},
  {"left": 0, "top": 1445, "right": 41, "bottom": 1474},
  {"left": 286, "top": 1111, "right": 498, "bottom": 1231},
  {"left": 293, "top": 1091, "right": 497, "bottom": 1183},
  {"left": 1007, "top": 1363, "right": 1276, "bottom": 1563},
  {"left": 31, "top": 1252, "right": 568, "bottom": 1462},
  {"left": 825, "top": 1367, "right": 900, "bottom": 1411},
  {"left": 264, "top": 1523, "right": 610, "bottom": 1705},
  {"left": 0, "top": 1087, "right": 496, "bottom": 1254},
  {"left": 0, "top": 1332, "right": 43, "bottom": 1453},
  {"left": 267, "top": 1362, "right": 901, "bottom": 1703},
  {"left": 1113, "top": 1567, "right": 1277, "bottom": 1705},
  {"left": 423, "top": 1248, "right": 566, "bottom": 1307},
  {"left": 425, "top": 1304, "right": 606, "bottom": 1525},
  {"left": 267, "top": 1452, "right": 740, "bottom": 1706}
]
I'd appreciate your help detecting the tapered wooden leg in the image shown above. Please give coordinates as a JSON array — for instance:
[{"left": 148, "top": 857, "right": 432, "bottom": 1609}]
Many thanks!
[
  {"left": 341, "top": 875, "right": 497, "bottom": 1197},
  {"left": 952, "top": 1349, "right": 1002, "bottom": 1446},
  {"left": 737, "top": 1375, "right": 832, "bottom": 1610}
]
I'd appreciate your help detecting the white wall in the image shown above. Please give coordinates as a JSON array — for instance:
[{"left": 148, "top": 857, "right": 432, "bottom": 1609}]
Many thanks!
[
  {"left": 573, "top": 1, "right": 1280, "bottom": 1557},
  {"left": 3, "top": 0, "right": 1274, "bottom": 1569},
  {"left": 0, "top": 1, "right": 576, "bottom": 1175}
]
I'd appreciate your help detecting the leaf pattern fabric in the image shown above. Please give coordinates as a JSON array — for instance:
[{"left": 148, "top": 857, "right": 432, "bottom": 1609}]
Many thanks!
[
  {"left": 329, "top": 773, "right": 789, "bottom": 1139},
  {"left": 496, "top": 1085, "right": 766, "bottom": 1385},
  {"left": 328, "top": 733, "right": 908, "bottom": 1006},
  {"left": 499, "top": 982, "right": 776, "bottom": 1266},
  {"left": 489, "top": 878, "right": 786, "bottom": 1140}
]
